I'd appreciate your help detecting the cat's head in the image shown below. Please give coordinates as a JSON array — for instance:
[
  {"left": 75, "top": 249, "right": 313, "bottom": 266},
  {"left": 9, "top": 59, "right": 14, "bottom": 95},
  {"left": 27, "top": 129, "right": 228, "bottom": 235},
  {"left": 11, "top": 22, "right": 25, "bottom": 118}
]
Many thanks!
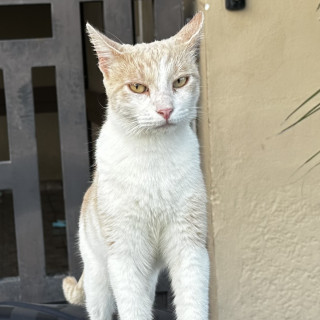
[{"left": 87, "top": 12, "right": 203, "bottom": 135}]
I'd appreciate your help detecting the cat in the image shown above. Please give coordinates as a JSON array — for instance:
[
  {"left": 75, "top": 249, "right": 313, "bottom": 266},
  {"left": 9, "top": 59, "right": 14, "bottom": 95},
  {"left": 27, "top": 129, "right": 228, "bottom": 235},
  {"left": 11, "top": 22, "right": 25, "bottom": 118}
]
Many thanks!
[{"left": 62, "top": 12, "right": 209, "bottom": 320}]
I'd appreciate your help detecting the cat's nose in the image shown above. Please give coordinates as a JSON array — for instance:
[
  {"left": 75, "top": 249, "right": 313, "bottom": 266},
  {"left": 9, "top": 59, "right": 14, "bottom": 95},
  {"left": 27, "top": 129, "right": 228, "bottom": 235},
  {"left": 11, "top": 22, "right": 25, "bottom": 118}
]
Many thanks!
[{"left": 157, "top": 108, "right": 173, "bottom": 121}]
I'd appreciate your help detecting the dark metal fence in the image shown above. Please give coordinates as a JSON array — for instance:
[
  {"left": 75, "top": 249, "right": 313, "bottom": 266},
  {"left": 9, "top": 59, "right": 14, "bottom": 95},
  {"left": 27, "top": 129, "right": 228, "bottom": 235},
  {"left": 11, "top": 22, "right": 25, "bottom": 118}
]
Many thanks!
[{"left": 0, "top": 0, "right": 185, "bottom": 303}]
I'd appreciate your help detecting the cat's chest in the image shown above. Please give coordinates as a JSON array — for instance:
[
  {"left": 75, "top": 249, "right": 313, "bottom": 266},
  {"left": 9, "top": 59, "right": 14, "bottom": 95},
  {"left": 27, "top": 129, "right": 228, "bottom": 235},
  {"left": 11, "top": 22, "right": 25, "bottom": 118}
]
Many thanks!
[
  {"left": 96, "top": 127, "right": 200, "bottom": 216},
  {"left": 101, "top": 145, "right": 191, "bottom": 202}
]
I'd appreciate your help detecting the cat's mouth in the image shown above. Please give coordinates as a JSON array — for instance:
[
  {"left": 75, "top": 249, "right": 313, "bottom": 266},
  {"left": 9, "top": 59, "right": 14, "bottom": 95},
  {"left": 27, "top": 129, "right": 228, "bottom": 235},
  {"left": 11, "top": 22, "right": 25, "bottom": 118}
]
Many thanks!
[
  {"left": 137, "top": 119, "right": 177, "bottom": 131},
  {"left": 156, "top": 121, "right": 175, "bottom": 129}
]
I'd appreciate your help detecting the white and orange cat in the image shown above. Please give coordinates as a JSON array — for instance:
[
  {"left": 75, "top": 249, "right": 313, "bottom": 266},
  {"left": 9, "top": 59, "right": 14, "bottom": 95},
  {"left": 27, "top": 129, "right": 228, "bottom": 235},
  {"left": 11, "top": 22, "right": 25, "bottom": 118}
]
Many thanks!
[{"left": 63, "top": 12, "right": 209, "bottom": 320}]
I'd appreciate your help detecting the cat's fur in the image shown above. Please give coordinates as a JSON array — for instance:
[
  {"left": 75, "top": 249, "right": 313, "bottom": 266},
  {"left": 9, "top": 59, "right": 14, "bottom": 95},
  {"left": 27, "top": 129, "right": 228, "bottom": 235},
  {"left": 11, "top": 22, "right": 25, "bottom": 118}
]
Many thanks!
[{"left": 63, "top": 12, "right": 209, "bottom": 320}]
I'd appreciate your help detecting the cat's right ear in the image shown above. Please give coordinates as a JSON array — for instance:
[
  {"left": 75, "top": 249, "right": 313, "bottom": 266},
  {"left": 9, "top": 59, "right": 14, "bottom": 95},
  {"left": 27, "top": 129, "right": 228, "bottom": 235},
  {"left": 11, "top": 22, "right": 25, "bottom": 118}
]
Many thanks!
[{"left": 86, "top": 23, "right": 123, "bottom": 75}]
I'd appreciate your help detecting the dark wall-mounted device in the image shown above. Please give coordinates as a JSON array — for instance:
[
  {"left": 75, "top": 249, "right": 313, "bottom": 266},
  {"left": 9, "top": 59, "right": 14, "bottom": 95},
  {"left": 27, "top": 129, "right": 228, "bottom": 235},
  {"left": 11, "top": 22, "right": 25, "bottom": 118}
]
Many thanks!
[{"left": 226, "top": 0, "right": 246, "bottom": 11}]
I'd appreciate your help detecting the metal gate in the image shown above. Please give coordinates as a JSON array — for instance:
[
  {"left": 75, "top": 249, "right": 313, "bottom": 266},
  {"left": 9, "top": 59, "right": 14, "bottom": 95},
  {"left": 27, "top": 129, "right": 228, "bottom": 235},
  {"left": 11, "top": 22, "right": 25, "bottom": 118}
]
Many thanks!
[{"left": 0, "top": 0, "right": 186, "bottom": 304}]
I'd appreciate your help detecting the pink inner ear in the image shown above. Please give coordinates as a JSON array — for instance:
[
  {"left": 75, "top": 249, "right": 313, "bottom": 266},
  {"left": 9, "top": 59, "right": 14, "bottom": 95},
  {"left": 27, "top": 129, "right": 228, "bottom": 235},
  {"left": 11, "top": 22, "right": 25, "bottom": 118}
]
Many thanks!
[
  {"left": 98, "top": 55, "right": 109, "bottom": 75},
  {"left": 176, "top": 12, "right": 203, "bottom": 44}
]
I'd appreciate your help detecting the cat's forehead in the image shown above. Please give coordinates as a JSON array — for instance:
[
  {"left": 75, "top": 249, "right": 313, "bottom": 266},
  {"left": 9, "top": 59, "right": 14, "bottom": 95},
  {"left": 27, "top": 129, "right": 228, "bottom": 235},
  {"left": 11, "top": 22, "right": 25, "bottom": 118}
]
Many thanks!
[
  {"left": 125, "top": 39, "right": 181, "bottom": 59},
  {"left": 116, "top": 39, "right": 196, "bottom": 80}
]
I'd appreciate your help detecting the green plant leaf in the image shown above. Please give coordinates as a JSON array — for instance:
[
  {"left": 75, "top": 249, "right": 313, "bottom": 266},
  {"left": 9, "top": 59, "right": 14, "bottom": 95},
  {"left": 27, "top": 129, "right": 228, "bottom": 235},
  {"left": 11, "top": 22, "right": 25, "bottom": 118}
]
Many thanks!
[
  {"left": 284, "top": 88, "right": 320, "bottom": 121},
  {"left": 300, "top": 159, "right": 320, "bottom": 178},
  {"left": 295, "top": 149, "right": 320, "bottom": 172},
  {"left": 282, "top": 88, "right": 320, "bottom": 176},
  {"left": 280, "top": 102, "right": 320, "bottom": 134}
]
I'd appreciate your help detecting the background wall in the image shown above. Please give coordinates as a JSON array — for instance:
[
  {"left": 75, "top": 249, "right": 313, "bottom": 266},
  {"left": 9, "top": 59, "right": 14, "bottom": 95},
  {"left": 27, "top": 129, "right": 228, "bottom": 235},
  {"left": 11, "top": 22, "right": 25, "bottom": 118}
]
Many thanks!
[{"left": 198, "top": 1, "right": 320, "bottom": 319}]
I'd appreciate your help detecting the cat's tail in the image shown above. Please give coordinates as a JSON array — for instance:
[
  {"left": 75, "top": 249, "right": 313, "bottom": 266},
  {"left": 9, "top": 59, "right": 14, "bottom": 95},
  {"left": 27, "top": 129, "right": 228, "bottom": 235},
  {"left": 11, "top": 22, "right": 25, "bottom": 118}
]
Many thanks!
[{"left": 62, "top": 273, "right": 85, "bottom": 306}]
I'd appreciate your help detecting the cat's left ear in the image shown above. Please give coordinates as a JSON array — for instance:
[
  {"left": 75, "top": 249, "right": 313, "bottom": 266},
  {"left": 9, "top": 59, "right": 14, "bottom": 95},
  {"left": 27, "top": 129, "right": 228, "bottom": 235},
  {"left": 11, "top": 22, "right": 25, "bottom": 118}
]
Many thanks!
[
  {"left": 86, "top": 23, "right": 123, "bottom": 75},
  {"left": 173, "top": 12, "right": 204, "bottom": 50}
]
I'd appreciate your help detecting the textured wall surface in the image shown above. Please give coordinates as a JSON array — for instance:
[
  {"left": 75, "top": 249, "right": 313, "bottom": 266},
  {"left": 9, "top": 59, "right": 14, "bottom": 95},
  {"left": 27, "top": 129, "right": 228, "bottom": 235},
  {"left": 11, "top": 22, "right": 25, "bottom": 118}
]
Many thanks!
[{"left": 198, "top": 1, "right": 320, "bottom": 319}]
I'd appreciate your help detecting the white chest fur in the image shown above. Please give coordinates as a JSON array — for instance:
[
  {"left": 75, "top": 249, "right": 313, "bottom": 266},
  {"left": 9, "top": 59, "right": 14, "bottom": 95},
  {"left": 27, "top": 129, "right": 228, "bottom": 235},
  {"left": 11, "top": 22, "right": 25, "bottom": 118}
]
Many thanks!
[{"left": 96, "top": 122, "right": 203, "bottom": 217}]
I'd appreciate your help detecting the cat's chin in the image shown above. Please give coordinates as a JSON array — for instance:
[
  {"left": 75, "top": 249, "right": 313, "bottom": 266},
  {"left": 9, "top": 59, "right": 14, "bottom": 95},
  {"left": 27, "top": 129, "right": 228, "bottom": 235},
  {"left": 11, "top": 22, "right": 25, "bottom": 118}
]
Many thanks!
[
  {"left": 155, "top": 121, "right": 180, "bottom": 131},
  {"left": 136, "top": 122, "right": 178, "bottom": 135},
  {"left": 139, "top": 121, "right": 176, "bottom": 130},
  {"left": 157, "top": 122, "right": 174, "bottom": 129}
]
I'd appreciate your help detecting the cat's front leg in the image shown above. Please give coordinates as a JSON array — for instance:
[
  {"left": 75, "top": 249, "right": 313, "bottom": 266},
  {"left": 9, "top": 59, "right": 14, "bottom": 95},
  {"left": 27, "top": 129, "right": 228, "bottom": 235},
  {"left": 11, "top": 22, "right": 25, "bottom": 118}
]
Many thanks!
[
  {"left": 163, "top": 224, "right": 210, "bottom": 320},
  {"left": 107, "top": 243, "right": 156, "bottom": 320},
  {"left": 80, "top": 238, "right": 116, "bottom": 320}
]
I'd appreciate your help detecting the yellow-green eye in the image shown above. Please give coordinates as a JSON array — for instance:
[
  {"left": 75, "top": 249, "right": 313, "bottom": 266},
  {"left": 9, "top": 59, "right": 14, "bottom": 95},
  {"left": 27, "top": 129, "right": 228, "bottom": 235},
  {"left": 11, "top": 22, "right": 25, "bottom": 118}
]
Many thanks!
[
  {"left": 173, "top": 77, "right": 188, "bottom": 89},
  {"left": 129, "top": 83, "right": 147, "bottom": 94}
]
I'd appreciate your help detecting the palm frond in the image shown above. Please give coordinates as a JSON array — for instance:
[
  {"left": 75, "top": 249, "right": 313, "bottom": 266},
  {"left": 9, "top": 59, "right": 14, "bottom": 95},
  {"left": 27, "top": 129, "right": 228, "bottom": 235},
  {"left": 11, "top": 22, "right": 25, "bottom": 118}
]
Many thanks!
[
  {"left": 281, "top": 89, "right": 320, "bottom": 176},
  {"left": 279, "top": 102, "right": 320, "bottom": 134},
  {"left": 298, "top": 158, "right": 320, "bottom": 180},
  {"left": 294, "top": 149, "right": 320, "bottom": 174},
  {"left": 284, "top": 88, "right": 320, "bottom": 122}
]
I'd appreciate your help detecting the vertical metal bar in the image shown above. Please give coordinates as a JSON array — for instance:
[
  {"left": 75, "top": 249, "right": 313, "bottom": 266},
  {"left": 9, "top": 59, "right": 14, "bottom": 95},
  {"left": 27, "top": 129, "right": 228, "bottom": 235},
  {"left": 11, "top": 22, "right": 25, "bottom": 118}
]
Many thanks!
[
  {"left": 103, "top": 0, "right": 134, "bottom": 44},
  {"left": 52, "top": 0, "right": 90, "bottom": 279},
  {"left": 134, "top": 0, "right": 154, "bottom": 44},
  {"left": 0, "top": 162, "right": 12, "bottom": 190},
  {"left": 137, "top": 0, "right": 144, "bottom": 43},
  {"left": 4, "top": 66, "right": 46, "bottom": 302},
  {"left": 153, "top": 0, "right": 184, "bottom": 40}
]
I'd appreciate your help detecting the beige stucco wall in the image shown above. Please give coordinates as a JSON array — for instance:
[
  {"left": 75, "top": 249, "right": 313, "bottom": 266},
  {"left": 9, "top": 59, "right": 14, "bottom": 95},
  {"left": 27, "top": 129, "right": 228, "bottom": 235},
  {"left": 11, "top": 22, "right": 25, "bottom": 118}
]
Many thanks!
[{"left": 198, "top": 1, "right": 320, "bottom": 319}]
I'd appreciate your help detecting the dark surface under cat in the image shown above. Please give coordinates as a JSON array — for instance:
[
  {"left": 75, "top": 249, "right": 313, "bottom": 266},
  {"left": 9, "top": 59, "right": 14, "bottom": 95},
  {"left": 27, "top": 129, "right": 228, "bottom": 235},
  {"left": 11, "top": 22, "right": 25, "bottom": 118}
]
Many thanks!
[{"left": 0, "top": 302, "right": 175, "bottom": 320}]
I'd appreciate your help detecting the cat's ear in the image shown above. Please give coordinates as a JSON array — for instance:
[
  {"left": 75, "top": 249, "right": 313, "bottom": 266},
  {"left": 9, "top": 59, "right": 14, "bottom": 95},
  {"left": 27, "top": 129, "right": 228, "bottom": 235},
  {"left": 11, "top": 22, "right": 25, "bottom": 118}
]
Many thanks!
[
  {"left": 86, "top": 23, "right": 123, "bottom": 74},
  {"left": 173, "top": 12, "right": 204, "bottom": 50}
]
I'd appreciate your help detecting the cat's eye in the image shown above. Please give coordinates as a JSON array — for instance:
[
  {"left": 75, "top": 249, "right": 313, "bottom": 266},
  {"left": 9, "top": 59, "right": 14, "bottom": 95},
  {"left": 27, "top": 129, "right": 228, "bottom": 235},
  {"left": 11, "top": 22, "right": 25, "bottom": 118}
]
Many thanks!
[
  {"left": 129, "top": 83, "right": 147, "bottom": 94},
  {"left": 173, "top": 77, "right": 188, "bottom": 89}
]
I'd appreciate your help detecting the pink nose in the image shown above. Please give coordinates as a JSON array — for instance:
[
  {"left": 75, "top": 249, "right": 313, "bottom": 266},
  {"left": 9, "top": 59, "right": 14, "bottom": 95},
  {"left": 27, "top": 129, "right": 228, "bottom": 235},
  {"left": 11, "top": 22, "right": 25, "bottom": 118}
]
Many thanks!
[{"left": 157, "top": 108, "right": 173, "bottom": 121}]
